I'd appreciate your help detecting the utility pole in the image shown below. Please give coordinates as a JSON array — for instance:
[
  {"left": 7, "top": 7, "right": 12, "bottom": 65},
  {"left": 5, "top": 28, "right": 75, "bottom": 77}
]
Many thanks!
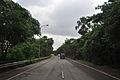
[{"left": 39, "top": 24, "right": 49, "bottom": 57}]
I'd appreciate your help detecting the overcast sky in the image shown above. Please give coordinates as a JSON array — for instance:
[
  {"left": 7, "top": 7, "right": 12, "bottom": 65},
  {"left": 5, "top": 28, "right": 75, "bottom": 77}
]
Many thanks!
[{"left": 13, "top": 0, "right": 108, "bottom": 50}]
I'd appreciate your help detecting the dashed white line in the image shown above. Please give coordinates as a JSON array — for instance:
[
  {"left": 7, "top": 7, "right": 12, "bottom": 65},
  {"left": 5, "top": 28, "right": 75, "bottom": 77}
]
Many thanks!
[{"left": 61, "top": 71, "right": 65, "bottom": 79}]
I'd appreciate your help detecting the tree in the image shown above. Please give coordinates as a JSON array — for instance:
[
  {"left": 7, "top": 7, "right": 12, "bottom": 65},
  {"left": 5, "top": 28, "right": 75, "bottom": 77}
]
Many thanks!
[
  {"left": 75, "top": 17, "right": 89, "bottom": 35},
  {"left": 31, "top": 18, "right": 40, "bottom": 35},
  {"left": 56, "top": 0, "right": 120, "bottom": 68},
  {"left": 35, "top": 36, "right": 54, "bottom": 57},
  {"left": 0, "top": 0, "right": 40, "bottom": 60}
]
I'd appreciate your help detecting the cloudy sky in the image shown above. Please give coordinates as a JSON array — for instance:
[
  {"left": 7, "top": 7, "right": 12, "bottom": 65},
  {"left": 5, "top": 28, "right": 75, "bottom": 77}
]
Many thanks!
[{"left": 13, "top": 0, "right": 108, "bottom": 50}]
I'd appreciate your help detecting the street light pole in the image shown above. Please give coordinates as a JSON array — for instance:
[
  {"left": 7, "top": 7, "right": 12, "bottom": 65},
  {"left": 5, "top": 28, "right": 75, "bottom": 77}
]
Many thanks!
[
  {"left": 41, "top": 24, "right": 49, "bottom": 28},
  {"left": 39, "top": 24, "right": 49, "bottom": 57}
]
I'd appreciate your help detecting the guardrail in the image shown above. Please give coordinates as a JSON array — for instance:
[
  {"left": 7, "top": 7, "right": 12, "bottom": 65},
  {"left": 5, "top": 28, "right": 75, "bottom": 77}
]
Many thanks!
[
  {"left": 0, "top": 56, "right": 51, "bottom": 72},
  {"left": 0, "top": 60, "right": 29, "bottom": 69}
]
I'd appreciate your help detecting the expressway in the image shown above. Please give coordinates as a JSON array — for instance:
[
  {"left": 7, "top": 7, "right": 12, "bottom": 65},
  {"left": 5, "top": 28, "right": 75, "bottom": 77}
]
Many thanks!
[{"left": 0, "top": 55, "right": 119, "bottom": 80}]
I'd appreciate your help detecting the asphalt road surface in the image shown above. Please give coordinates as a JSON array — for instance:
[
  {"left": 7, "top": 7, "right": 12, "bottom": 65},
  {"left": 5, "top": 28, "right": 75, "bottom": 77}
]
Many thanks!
[{"left": 0, "top": 55, "right": 119, "bottom": 80}]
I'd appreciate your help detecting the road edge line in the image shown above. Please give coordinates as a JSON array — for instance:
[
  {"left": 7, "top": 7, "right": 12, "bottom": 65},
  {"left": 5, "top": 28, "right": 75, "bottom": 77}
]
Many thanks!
[
  {"left": 6, "top": 57, "right": 51, "bottom": 80},
  {"left": 71, "top": 59, "right": 120, "bottom": 80}
]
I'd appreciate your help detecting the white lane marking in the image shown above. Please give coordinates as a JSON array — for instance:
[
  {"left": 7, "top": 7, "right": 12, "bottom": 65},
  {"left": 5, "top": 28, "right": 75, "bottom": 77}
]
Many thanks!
[
  {"left": 71, "top": 60, "right": 120, "bottom": 80},
  {"left": 7, "top": 60, "right": 49, "bottom": 80},
  {"left": 61, "top": 71, "right": 65, "bottom": 79}
]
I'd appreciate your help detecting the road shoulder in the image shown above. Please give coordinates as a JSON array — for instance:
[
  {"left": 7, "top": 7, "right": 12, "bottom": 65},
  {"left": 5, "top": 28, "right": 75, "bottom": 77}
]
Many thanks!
[{"left": 67, "top": 58, "right": 120, "bottom": 79}]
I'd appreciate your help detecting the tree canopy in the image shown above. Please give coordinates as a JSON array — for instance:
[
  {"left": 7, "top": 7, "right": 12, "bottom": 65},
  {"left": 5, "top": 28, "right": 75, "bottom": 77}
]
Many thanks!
[
  {"left": 56, "top": 0, "right": 120, "bottom": 68},
  {"left": 0, "top": 0, "right": 40, "bottom": 60}
]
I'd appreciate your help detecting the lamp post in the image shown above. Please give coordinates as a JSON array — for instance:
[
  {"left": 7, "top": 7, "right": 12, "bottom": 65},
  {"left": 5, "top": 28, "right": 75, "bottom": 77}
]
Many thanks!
[{"left": 39, "top": 24, "right": 49, "bottom": 57}]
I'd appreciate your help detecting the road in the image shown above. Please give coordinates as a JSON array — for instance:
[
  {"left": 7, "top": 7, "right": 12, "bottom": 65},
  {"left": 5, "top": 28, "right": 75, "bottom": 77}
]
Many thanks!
[{"left": 0, "top": 55, "right": 119, "bottom": 80}]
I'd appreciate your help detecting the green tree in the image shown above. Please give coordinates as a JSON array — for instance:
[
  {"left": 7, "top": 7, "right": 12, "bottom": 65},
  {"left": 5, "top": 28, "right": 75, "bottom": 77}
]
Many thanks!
[
  {"left": 38, "top": 36, "right": 54, "bottom": 57},
  {"left": 0, "top": 0, "right": 40, "bottom": 60},
  {"left": 57, "top": 0, "right": 120, "bottom": 68}
]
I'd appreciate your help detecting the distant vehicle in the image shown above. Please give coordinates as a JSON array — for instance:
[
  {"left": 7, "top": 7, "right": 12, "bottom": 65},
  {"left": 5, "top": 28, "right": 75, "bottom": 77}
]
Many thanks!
[
  {"left": 60, "top": 53, "right": 65, "bottom": 59},
  {"left": 57, "top": 54, "right": 60, "bottom": 57}
]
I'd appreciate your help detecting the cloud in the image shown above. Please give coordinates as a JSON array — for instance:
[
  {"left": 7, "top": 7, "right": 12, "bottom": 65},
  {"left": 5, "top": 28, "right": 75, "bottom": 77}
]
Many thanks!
[
  {"left": 43, "top": 34, "right": 79, "bottom": 50},
  {"left": 17, "top": 0, "right": 53, "bottom": 7},
  {"left": 16, "top": 0, "right": 104, "bottom": 37},
  {"left": 44, "top": 0, "right": 95, "bottom": 37},
  {"left": 12, "top": 0, "right": 17, "bottom": 2},
  {"left": 15, "top": 0, "right": 108, "bottom": 49}
]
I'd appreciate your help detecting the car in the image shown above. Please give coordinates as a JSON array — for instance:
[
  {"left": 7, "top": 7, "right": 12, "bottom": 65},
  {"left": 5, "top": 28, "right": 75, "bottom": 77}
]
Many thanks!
[{"left": 60, "top": 53, "right": 65, "bottom": 59}]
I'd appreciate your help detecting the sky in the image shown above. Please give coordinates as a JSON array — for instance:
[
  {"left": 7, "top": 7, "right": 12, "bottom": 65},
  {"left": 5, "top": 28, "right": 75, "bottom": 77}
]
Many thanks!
[{"left": 13, "top": 0, "right": 108, "bottom": 50}]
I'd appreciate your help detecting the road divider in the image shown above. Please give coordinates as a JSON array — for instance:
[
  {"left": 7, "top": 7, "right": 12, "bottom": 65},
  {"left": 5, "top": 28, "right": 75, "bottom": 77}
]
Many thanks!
[{"left": 0, "top": 56, "right": 51, "bottom": 72}]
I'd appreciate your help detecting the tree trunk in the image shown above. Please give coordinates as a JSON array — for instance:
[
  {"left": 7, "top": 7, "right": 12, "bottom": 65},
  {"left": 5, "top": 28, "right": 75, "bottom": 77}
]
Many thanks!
[
  {"left": 0, "top": 41, "right": 11, "bottom": 61},
  {"left": 0, "top": 42, "right": 4, "bottom": 61}
]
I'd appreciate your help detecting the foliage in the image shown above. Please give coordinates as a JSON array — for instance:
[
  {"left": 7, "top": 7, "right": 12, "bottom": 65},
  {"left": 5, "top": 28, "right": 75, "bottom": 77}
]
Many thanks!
[
  {"left": 38, "top": 36, "right": 54, "bottom": 57},
  {"left": 0, "top": 0, "right": 53, "bottom": 64},
  {"left": 7, "top": 36, "right": 54, "bottom": 62},
  {"left": 0, "top": 0, "right": 40, "bottom": 60},
  {"left": 57, "top": 0, "right": 120, "bottom": 68}
]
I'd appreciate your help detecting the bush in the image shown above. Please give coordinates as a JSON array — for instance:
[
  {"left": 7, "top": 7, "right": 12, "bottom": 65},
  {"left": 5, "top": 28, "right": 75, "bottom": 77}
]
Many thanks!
[{"left": 7, "top": 42, "right": 39, "bottom": 61}]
